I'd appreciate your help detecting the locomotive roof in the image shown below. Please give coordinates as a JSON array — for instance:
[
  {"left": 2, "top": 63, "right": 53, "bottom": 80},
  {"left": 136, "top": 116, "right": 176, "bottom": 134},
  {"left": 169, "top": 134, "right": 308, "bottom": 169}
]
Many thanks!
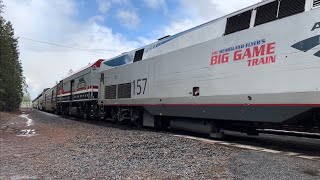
[
  {"left": 101, "top": 0, "right": 276, "bottom": 65},
  {"left": 60, "top": 59, "right": 104, "bottom": 81}
]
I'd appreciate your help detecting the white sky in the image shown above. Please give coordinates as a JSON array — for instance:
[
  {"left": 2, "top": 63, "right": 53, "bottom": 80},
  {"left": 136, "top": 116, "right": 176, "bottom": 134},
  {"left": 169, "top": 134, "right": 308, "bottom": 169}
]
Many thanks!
[{"left": 2, "top": 0, "right": 261, "bottom": 99}]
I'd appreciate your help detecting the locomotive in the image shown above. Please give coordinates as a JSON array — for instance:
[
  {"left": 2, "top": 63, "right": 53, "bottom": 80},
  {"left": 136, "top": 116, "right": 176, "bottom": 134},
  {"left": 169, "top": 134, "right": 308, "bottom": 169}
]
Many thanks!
[{"left": 33, "top": 0, "right": 320, "bottom": 137}]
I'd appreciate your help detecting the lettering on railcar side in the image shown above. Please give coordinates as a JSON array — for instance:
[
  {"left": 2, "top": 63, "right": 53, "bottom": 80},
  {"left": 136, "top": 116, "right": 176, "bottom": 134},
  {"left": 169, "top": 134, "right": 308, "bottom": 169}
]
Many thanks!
[
  {"left": 210, "top": 39, "right": 277, "bottom": 68},
  {"left": 311, "top": 22, "right": 320, "bottom": 31},
  {"left": 132, "top": 78, "right": 148, "bottom": 95}
]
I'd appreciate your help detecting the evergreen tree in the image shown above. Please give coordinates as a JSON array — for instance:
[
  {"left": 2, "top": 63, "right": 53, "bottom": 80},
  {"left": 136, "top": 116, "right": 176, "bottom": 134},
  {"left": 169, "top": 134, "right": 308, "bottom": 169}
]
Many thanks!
[
  {"left": 0, "top": 0, "right": 24, "bottom": 111},
  {"left": 22, "top": 92, "right": 31, "bottom": 107},
  {"left": 0, "top": 0, "right": 5, "bottom": 110},
  {"left": 0, "top": 0, "right": 3, "bottom": 14}
]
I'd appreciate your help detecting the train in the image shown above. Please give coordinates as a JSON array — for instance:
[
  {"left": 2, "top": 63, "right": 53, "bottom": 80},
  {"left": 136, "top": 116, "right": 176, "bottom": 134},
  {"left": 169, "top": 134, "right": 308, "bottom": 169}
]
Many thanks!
[{"left": 32, "top": 0, "right": 320, "bottom": 137}]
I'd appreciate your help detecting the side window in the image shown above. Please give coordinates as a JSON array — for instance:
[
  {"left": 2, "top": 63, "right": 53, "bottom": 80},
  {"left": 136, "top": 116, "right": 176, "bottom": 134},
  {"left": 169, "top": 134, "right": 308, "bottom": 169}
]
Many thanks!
[
  {"left": 133, "top": 49, "right": 144, "bottom": 62},
  {"left": 71, "top": 80, "right": 75, "bottom": 92},
  {"left": 59, "top": 84, "right": 62, "bottom": 94},
  {"left": 225, "top": 10, "right": 252, "bottom": 35},
  {"left": 100, "top": 73, "right": 105, "bottom": 84}
]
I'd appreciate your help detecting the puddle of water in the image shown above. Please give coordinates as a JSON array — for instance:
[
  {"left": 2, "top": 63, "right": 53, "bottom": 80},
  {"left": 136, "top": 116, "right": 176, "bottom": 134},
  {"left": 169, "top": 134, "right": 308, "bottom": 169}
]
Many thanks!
[
  {"left": 17, "top": 129, "right": 37, "bottom": 137},
  {"left": 19, "top": 114, "right": 33, "bottom": 126}
]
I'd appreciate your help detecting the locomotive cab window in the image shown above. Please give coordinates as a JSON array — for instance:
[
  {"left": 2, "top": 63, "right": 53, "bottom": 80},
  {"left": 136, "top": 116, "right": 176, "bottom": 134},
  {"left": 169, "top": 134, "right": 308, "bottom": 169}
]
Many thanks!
[{"left": 133, "top": 49, "right": 144, "bottom": 62}]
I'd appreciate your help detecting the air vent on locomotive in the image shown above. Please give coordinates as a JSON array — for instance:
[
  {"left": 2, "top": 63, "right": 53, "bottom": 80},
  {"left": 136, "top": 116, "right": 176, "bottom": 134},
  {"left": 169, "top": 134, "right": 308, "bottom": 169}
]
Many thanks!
[{"left": 314, "top": 0, "right": 320, "bottom": 8}]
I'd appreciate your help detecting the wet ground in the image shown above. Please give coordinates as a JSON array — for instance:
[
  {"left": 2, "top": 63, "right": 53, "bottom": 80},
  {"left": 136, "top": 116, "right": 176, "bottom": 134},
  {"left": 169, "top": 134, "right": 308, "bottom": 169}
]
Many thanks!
[{"left": 0, "top": 108, "right": 319, "bottom": 179}]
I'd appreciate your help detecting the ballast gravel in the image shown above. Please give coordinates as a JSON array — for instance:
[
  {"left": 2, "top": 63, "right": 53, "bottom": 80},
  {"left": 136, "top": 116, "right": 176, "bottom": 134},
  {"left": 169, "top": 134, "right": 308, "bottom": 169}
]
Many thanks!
[{"left": 1, "top": 109, "right": 320, "bottom": 179}]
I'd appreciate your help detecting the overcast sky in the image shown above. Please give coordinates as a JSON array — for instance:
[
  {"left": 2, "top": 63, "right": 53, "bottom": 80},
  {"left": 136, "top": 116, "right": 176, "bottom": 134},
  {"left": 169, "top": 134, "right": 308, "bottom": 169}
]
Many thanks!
[{"left": 2, "top": 0, "right": 261, "bottom": 99}]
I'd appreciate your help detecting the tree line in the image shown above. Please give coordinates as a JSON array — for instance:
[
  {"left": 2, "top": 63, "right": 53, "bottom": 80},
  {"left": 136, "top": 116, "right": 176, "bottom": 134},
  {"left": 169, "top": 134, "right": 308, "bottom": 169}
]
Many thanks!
[{"left": 0, "top": 0, "right": 25, "bottom": 111}]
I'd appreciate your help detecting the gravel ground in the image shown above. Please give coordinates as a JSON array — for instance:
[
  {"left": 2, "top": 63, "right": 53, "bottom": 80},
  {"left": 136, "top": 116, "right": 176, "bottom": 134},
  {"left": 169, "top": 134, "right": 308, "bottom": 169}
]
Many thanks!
[
  {"left": 231, "top": 152, "right": 320, "bottom": 180},
  {"left": 0, "top": 109, "right": 320, "bottom": 179}
]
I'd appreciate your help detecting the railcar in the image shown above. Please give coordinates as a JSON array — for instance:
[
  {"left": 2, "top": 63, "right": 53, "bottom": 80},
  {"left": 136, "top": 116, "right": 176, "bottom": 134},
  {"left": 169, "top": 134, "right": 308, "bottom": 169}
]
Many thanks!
[
  {"left": 33, "top": 0, "right": 320, "bottom": 137},
  {"left": 38, "top": 92, "right": 45, "bottom": 111},
  {"left": 44, "top": 85, "right": 57, "bottom": 112},
  {"left": 32, "top": 97, "right": 39, "bottom": 109},
  {"left": 35, "top": 96, "right": 40, "bottom": 109},
  {"left": 32, "top": 88, "right": 49, "bottom": 110},
  {"left": 56, "top": 59, "right": 104, "bottom": 119},
  {"left": 38, "top": 95, "right": 43, "bottom": 110},
  {"left": 97, "top": 0, "right": 320, "bottom": 136}
]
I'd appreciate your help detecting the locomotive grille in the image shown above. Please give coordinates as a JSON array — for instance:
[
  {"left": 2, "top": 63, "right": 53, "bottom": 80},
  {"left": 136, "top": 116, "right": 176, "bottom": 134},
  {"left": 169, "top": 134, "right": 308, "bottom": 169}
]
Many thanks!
[
  {"left": 117, "top": 83, "right": 131, "bottom": 99},
  {"left": 314, "top": 0, "right": 320, "bottom": 8},
  {"left": 225, "top": 10, "right": 252, "bottom": 35},
  {"left": 105, "top": 85, "right": 117, "bottom": 99},
  {"left": 278, "top": 0, "right": 305, "bottom": 19},
  {"left": 255, "top": 1, "right": 278, "bottom": 26}
]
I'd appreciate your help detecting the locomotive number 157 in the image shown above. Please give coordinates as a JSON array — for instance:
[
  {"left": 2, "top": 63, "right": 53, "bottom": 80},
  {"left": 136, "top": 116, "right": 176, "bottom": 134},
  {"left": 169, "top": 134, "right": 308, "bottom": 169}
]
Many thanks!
[{"left": 132, "top": 78, "right": 148, "bottom": 95}]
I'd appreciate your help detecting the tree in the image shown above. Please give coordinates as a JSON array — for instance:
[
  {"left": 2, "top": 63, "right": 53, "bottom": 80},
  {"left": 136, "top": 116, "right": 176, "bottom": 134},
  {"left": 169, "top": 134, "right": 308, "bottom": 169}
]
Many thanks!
[
  {"left": 0, "top": 0, "right": 24, "bottom": 111},
  {"left": 21, "top": 77, "right": 30, "bottom": 107},
  {"left": 22, "top": 92, "right": 31, "bottom": 107},
  {"left": 0, "top": 0, "right": 3, "bottom": 14},
  {"left": 0, "top": 0, "right": 5, "bottom": 111}
]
